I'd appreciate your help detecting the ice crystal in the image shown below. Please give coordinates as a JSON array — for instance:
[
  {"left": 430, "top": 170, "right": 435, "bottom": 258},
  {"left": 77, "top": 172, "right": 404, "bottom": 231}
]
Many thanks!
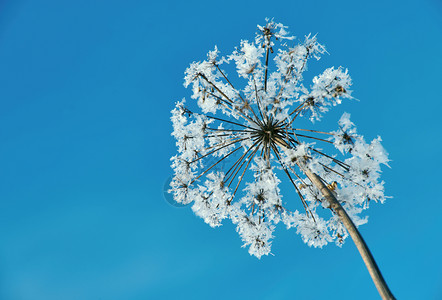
[{"left": 170, "top": 19, "right": 389, "bottom": 258}]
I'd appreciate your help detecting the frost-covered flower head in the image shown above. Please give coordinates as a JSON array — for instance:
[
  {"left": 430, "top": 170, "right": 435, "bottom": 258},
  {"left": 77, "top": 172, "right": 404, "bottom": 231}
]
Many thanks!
[{"left": 170, "top": 19, "right": 389, "bottom": 258}]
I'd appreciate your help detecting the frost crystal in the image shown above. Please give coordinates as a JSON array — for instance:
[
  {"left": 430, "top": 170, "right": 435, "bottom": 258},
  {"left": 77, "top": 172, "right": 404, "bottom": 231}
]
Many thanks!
[{"left": 170, "top": 19, "right": 389, "bottom": 258}]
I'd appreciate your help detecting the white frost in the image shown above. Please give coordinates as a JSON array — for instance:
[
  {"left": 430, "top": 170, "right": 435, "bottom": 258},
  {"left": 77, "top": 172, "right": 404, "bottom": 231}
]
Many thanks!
[{"left": 170, "top": 19, "right": 390, "bottom": 258}]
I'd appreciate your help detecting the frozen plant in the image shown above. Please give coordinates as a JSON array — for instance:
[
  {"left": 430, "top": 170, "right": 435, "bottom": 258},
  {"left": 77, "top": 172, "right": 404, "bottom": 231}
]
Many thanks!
[{"left": 170, "top": 19, "right": 394, "bottom": 299}]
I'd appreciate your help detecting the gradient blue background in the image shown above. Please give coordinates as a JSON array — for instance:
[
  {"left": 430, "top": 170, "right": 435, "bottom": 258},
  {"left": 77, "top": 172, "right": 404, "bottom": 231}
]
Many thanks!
[{"left": 1, "top": 0, "right": 442, "bottom": 299}]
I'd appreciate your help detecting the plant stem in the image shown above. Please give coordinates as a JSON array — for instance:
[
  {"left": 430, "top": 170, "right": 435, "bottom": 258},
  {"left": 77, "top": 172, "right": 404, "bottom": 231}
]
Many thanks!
[{"left": 302, "top": 168, "right": 395, "bottom": 300}]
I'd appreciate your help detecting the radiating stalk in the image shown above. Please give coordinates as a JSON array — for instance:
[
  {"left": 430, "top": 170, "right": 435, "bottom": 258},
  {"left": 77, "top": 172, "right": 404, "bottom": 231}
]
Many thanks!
[{"left": 264, "top": 45, "right": 270, "bottom": 92}]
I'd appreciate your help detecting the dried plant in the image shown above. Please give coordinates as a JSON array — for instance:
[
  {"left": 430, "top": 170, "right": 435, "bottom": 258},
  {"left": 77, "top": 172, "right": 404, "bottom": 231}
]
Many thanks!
[{"left": 170, "top": 19, "right": 394, "bottom": 299}]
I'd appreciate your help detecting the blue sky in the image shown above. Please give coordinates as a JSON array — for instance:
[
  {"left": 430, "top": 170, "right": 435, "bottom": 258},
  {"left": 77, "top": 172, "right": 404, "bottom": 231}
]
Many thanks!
[{"left": 1, "top": 0, "right": 442, "bottom": 299}]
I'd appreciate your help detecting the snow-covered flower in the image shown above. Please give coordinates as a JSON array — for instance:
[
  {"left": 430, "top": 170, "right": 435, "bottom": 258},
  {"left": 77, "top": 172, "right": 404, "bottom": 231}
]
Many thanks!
[{"left": 170, "top": 19, "right": 389, "bottom": 259}]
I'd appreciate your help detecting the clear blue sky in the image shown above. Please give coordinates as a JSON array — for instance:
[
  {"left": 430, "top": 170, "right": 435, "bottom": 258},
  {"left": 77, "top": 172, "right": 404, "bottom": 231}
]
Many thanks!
[{"left": 1, "top": 0, "right": 442, "bottom": 299}]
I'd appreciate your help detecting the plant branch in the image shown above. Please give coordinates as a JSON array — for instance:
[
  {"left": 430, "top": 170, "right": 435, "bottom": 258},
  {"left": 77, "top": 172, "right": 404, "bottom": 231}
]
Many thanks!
[{"left": 301, "top": 167, "right": 395, "bottom": 300}]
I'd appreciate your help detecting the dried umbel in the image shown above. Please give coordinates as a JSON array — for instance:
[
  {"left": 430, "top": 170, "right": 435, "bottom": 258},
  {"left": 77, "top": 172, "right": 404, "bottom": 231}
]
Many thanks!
[{"left": 170, "top": 19, "right": 389, "bottom": 259}]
